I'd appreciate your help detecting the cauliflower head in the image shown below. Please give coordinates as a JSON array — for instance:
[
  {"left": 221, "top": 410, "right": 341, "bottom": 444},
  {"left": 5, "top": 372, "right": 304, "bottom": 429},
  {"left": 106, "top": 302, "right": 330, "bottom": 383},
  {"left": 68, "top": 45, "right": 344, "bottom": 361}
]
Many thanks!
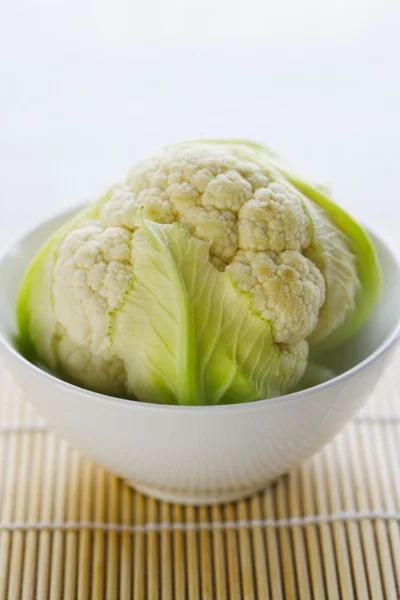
[{"left": 17, "top": 141, "right": 381, "bottom": 404}]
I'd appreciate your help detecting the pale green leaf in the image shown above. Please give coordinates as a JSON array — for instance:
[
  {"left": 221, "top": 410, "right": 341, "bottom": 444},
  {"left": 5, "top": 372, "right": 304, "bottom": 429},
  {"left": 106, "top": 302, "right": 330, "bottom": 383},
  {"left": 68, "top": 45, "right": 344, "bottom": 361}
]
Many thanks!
[{"left": 111, "top": 221, "right": 286, "bottom": 405}]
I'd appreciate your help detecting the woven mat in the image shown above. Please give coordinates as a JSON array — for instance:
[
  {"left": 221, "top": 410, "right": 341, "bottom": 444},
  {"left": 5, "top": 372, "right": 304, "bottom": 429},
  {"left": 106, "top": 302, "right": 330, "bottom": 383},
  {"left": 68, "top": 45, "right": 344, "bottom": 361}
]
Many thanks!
[{"left": 0, "top": 353, "right": 400, "bottom": 600}]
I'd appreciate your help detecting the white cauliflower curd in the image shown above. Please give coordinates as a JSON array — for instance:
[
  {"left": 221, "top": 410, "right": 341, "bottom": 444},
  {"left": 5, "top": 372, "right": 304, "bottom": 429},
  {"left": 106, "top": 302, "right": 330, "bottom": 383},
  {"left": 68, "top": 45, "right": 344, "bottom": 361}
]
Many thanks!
[{"left": 17, "top": 141, "right": 381, "bottom": 404}]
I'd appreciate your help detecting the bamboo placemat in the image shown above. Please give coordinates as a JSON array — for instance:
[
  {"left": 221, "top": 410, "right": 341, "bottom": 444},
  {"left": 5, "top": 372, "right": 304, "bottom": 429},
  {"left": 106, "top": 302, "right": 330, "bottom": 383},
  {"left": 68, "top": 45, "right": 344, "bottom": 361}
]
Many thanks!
[{"left": 0, "top": 352, "right": 400, "bottom": 599}]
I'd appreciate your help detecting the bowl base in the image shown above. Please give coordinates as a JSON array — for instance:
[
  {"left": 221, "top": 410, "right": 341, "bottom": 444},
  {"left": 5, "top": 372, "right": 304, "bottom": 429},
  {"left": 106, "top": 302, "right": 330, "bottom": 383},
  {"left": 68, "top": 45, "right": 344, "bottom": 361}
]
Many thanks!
[{"left": 125, "top": 480, "right": 268, "bottom": 505}]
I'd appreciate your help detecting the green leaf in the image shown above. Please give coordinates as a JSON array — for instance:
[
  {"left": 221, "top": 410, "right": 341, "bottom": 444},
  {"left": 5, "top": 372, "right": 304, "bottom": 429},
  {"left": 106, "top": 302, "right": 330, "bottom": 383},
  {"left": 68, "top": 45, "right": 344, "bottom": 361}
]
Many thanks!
[
  {"left": 111, "top": 221, "right": 285, "bottom": 405},
  {"left": 286, "top": 179, "right": 381, "bottom": 351},
  {"left": 16, "top": 230, "right": 59, "bottom": 366}
]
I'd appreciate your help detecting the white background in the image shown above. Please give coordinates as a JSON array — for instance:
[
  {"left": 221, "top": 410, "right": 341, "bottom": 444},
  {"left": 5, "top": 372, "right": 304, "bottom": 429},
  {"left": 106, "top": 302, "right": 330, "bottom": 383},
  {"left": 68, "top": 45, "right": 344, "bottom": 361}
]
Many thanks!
[{"left": 1, "top": 0, "right": 399, "bottom": 243}]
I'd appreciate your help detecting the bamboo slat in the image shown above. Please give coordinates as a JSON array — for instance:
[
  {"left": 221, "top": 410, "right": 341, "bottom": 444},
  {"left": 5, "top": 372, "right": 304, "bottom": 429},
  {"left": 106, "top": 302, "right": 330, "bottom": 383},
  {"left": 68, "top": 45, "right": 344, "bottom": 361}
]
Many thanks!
[{"left": 0, "top": 350, "right": 399, "bottom": 599}]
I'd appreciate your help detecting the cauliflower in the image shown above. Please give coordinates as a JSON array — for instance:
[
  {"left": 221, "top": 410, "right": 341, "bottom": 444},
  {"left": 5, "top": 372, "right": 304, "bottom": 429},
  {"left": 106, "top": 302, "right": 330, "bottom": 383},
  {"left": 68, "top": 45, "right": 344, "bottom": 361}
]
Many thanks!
[{"left": 17, "top": 141, "right": 381, "bottom": 404}]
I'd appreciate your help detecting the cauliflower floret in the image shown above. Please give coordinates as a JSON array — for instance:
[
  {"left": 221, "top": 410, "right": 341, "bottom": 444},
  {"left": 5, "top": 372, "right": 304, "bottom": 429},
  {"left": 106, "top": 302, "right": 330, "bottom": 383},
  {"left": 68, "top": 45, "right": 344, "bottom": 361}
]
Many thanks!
[
  {"left": 180, "top": 206, "right": 238, "bottom": 264},
  {"left": 226, "top": 249, "right": 326, "bottom": 344},
  {"left": 279, "top": 340, "right": 309, "bottom": 392},
  {"left": 128, "top": 146, "right": 252, "bottom": 217},
  {"left": 56, "top": 328, "right": 126, "bottom": 396},
  {"left": 124, "top": 144, "right": 314, "bottom": 264},
  {"left": 100, "top": 185, "right": 177, "bottom": 230},
  {"left": 100, "top": 185, "right": 140, "bottom": 230},
  {"left": 201, "top": 170, "right": 253, "bottom": 211},
  {"left": 238, "top": 183, "right": 312, "bottom": 252},
  {"left": 53, "top": 225, "right": 133, "bottom": 354}
]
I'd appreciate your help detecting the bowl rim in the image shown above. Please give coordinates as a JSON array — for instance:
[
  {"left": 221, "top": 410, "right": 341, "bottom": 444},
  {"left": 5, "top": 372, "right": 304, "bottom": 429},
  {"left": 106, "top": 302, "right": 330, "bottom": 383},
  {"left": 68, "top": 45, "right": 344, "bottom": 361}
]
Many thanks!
[{"left": 1, "top": 207, "right": 400, "bottom": 414}]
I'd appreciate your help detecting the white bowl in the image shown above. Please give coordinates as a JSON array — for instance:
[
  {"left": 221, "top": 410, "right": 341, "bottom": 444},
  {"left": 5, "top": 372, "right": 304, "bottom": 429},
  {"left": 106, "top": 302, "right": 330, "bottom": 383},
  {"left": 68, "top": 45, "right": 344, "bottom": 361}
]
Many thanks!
[{"left": 1, "top": 209, "right": 400, "bottom": 505}]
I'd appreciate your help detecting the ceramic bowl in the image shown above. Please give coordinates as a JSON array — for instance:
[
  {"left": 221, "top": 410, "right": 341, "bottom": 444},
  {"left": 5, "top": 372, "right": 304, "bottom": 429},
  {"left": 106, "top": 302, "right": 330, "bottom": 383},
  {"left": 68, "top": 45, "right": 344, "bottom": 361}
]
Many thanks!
[{"left": 1, "top": 208, "right": 399, "bottom": 504}]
